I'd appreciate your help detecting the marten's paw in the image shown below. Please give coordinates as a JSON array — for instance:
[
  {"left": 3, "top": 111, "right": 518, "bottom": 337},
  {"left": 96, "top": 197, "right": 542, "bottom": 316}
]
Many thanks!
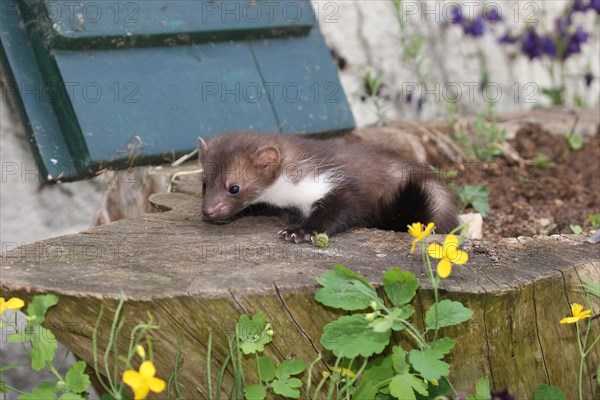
[{"left": 278, "top": 228, "right": 313, "bottom": 244}]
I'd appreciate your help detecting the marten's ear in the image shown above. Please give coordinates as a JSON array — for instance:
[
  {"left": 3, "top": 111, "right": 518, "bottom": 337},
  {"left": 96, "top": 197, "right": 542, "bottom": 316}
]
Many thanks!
[
  {"left": 253, "top": 146, "right": 280, "bottom": 168},
  {"left": 198, "top": 137, "right": 208, "bottom": 151}
]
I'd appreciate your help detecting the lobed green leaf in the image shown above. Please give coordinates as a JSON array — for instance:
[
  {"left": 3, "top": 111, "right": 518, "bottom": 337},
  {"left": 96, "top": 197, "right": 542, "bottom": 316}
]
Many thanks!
[
  {"left": 383, "top": 268, "right": 419, "bottom": 306},
  {"left": 18, "top": 382, "right": 57, "bottom": 400},
  {"left": 258, "top": 356, "right": 277, "bottom": 382},
  {"left": 425, "top": 300, "right": 473, "bottom": 330},
  {"left": 408, "top": 348, "right": 450, "bottom": 381},
  {"left": 29, "top": 327, "right": 57, "bottom": 371},
  {"left": 26, "top": 294, "right": 59, "bottom": 325},
  {"left": 315, "top": 266, "right": 378, "bottom": 311},
  {"left": 244, "top": 384, "right": 267, "bottom": 400},
  {"left": 534, "top": 384, "right": 566, "bottom": 400},
  {"left": 65, "top": 360, "right": 90, "bottom": 394},
  {"left": 276, "top": 359, "right": 305, "bottom": 380},
  {"left": 321, "top": 314, "right": 391, "bottom": 358},
  {"left": 389, "top": 374, "right": 428, "bottom": 400}
]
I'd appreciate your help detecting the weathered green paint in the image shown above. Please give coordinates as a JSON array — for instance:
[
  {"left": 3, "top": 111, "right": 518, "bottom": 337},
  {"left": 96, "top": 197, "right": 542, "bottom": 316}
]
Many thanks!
[{"left": 0, "top": 0, "right": 354, "bottom": 181}]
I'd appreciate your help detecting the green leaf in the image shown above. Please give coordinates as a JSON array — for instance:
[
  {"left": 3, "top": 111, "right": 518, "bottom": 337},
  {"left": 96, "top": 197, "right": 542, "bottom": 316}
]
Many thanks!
[
  {"left": 18, "top": 382, "right": 57, "bottom": 400},
  {"left": 383, "top": 268, "right": 419, "bottom": 306},
  {"left": 276, "top": 359, "right": 305, "bottom": 379},
  {"left": 315, "top": 265, "right": 378, "bottom": 311},
  {"left": 286, "top": 378, "right": 302, "bottom": 388},
  {"left": 361, "top": 355, "right": 394, "bottom": 384},
  {"left": 570, "top": 224, "right": 583, "bottom": 234},
  {"left": 238, "top": 313, "right": 272, "bottom": 355},
  {"left": 353, "top": 380, "right": 380, "bottom": 400},
  {"left": 0, "top": 380, "right": 7, "bottom": 394},
  {"left": 389, "top": 374, "right": 428, "bottom": 400},
  {"left": 321, "top": 314, "right": 391, "bottom": 358},
  {"left": 431, "top": 337, "right": 456, "bottom": 356},
  {"left": 408, "top": 348, "right": 450, "bottom": 381},
  {"left": 475, "top": 376, "right": 492, "bottom": 400},
  {"left": 258, "top": 356, "right": 277, "bottom": 382},
  {"left": 391, "top": 346, "right": 408, "bottom": 375},
  {"left": 59, "top": 394, "right": 86, "bottom": 400},
  {"left": 567, "top": 133, "right": 583, "bottom": 151},
  {"left": 8, "top": 332, "right": 31, "bottom": 343},
  {"left": 65, "top": 361, "right": 90, "bottom": 393},
  {"left": 425, "top": 300, "right": 473, "bottom": 330},
  {"left": 370, "top": 306, "right": 413, "bottom": 333},
  {"left": 534, "top": 384, "right": 566, "bottom": 400},
  {"left": 30, "top": 327, "right": 57, "bottom": 371},
  {"left": 272, "top": 378, "right": 301, "bottom": 398},
  {"left": 244, "top": 384, "right": 267, "bottom": 400},
  {"left": 26, "top": 294, "right": 59, "bottom": 325}
]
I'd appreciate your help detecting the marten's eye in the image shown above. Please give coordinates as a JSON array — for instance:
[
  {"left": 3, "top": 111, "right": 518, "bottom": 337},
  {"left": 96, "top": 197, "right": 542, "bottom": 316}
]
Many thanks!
[
  {"left": 228, "top": 184, "right": 240, "bottom": 195},
  {"left": 202, "top": 181, "right": 206, "bottom": 194}
]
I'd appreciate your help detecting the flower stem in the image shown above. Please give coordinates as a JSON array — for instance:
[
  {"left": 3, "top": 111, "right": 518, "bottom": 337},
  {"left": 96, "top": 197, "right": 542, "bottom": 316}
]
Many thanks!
[
  {"left": 422, "top": 245, "right": 440, "bottom": 341},
  {"left": 576, "top": 323, "right": 584, "bottom": 400}
]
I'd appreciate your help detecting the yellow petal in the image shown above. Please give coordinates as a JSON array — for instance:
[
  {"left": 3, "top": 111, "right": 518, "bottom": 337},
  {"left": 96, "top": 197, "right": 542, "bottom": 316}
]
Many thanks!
[
  {"left": 451, "top": 250, "right": 469, "bottom": 265},
  {"left": 560, "top": 316, "right": 579, "bottom": 324},
  {"left": 578, "top": 309, "right": 592, "bottom": 319},
  {"left": 437, "top": 259, "right": 452, "bottom": 279},
  {"left": 6, "top": 298, "right": 24, "bottom": 311},
  {"left": 407, "top": 222, "right": 423, "bottom": 238},
  {"left": 423, "top": 222, "right": 435, "bottom": 236},
  {"left": 139, "top": 361, "right": 156, "bottom": 378},
  {"left": 133, "top": 385, "right": 150, "bottom": 400},
  {"left": 443, "top": 234, "right": 460, "bottom": 249},
  {"left": 571, "top": 303, "right": 584, "bottom": 316},
  {"left": 428, "top": 243, "right": 444, "bottom": 259},
  {"left": 123, "top": 370, "right": 143, "bottom": 388},
  {"left": 410, "top": 239, "right": 418, "bottom": 254},
  {"left": 148, "top": 377, "right": 166, "bottom": 393}
]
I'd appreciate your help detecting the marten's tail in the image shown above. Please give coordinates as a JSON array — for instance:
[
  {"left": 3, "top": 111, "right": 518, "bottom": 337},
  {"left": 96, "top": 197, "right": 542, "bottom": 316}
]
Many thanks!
[{"left": 376, "top": 177, "right": 459, "bottom": 234}]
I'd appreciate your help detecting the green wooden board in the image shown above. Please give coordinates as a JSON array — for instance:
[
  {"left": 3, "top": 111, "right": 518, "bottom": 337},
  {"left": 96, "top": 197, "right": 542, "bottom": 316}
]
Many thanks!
[{"left": 0, "top": 0, "right": 354, "bottom": 181}]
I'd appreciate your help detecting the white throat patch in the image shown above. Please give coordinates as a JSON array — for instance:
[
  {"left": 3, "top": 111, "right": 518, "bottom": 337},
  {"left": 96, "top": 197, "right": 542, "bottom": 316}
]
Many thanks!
[{"left": 251, "top": 170, "right": 339, "bottom": 218}]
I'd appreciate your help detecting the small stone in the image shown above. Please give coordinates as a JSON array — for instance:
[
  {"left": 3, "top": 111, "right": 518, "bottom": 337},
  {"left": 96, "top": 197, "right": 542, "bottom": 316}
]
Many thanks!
[
  {"left": 538, "top": 218, "right": 551, "bottom": 227},
  {"left": 459, "top": 213, "right": 483, "bottom": 240}
]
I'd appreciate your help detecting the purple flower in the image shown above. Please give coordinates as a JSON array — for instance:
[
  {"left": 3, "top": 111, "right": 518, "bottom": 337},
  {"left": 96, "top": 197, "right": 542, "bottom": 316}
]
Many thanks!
[
  {"left": 521, "top": 28, "right": 544, "bottom": 59},
  {"left": 449, "top": 5, "right": 464, "bottom": 24},
  {"left": 499, "top": 30, "right": 518, "bottom": 44},
  {"left": 589, "top": 0, "right": 600, "bottom": 13},
  {"left": 573, "top": 0, "right": 588, "bottom": 11},
  {"left": 566, "top": 27, "right": 589, "bottom": 56},
  {"left": 573, "top": 26, "right": 589, "bottom": 44},
  {"left": 584, "top": 71, "right": 594, "bottom": 87},
  {"left": 464, "top": 15, "right": 485, "bottom": 37},
  {"left": 541, "top": 36, "right": 557, "bottom": 58},
  {"left": 484, "top": 6, "right": 502, "bottom": 22}
]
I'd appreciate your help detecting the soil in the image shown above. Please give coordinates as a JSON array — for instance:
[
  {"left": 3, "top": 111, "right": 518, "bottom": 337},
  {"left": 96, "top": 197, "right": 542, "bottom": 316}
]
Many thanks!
[{"left": 439, "top": 123, "right": 600, "bottom": 240}]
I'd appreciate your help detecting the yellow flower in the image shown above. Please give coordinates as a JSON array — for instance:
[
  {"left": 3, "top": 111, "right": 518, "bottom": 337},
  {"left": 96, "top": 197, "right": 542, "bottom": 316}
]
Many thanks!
[
  {"left": 427, "top": 235, "right": 468, "bottom": 279},
  {"left": 560, "top": 303, "right": 592, "bottom": 324},
  {"left": 330, "top": 366, "right": 356, "bottom": 379},
  {"left": 0, "top": 297, "right": 25, "bottom": 315},
  {"left": 408, "top": 222, "right": 435, "bottom": 253},
  {"left": 123, "top": 361, "right": 166, "bottom": 400}
]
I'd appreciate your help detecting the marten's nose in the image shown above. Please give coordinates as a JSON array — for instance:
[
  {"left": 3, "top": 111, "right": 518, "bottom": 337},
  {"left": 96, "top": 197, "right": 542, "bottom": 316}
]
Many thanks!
[{"left": 202, "top": 206, "right": 216, "bottom": 218}]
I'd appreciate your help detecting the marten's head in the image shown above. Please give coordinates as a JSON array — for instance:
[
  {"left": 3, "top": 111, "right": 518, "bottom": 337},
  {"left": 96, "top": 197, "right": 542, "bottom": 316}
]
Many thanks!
[{"left": 199, "top": 132, "right": 281, "bottom": 221}]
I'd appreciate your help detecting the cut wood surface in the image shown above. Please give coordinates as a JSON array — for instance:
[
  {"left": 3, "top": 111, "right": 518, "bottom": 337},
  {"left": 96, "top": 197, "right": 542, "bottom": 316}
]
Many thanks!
[{"left": 1, "top": 190, "right": 599, "bottom": 399}]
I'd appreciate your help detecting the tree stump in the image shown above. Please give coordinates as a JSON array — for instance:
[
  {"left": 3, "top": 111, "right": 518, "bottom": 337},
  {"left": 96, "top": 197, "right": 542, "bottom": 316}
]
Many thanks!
[{"left": 1, "top": 190, "right": 599, "bottom": 399}]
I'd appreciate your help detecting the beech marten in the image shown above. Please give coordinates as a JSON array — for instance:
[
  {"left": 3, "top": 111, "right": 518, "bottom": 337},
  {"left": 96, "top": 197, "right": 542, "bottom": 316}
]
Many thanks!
[{"left": 199, "top": 132, "right": 459, "bottom": 244}]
